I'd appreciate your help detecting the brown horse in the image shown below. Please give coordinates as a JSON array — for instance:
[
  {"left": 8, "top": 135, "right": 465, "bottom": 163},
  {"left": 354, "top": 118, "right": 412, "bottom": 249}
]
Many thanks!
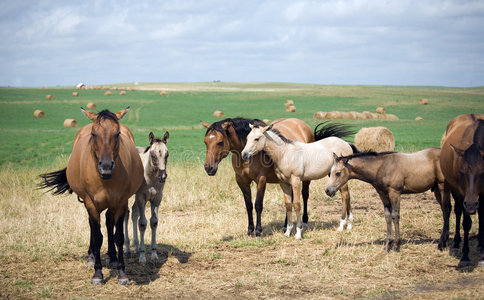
[
  {"left": 202, "top": 118, "right": 315, "bottom": 236},
  {"left": 440, "top": 113, "right": 484, "bottom": 267},
  {"left": 40, "top": 107, "right": 144, "bottom": 284},
  {"left": 325, "top": 148, "right": 446, "bottom": 251}
]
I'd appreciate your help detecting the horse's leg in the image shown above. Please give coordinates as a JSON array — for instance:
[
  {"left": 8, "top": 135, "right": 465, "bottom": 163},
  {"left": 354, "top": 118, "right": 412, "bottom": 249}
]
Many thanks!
[
  {"left": 338, "top": 183, "right": 352, "bottom": 231},
  {"left": 236, "top": 175, "right": 254, "bottom": 236},
  {"left": 124, "top": 208, "right": 131, "bottom": 255},
  {"left": 88, "top": 213, "right": 104, "bottom": 285},
  {"left": 302, "top": 181, "right": 310, "bottom": 226},
  {"left": 459, "top": 212, "right": 472, "bottom": 267},
  {"left": 388, "top": 189, "right": 401, "bottom": 252},
  {"left": 283, "top": 188, "right": 293, "bottom": 230},
  {"left": 87, "top": 219, "right": 95, "bottom": 268},
  {"left": 436, "top": 183, "right": 451, "bottom": 250},
  {"left": 452, "top": 191, "right": 463, "bottom": 255},
  {"left": 114, "top": 212, "right": 129, "bottom": 285},
  {"left": 131, "top": 196, "right": 140, "bottom": 255},
  {"left": 478, "top": 197, "right": 484, "bottom": 266},
  {"left": 105, "top": 209, "right": 117, "bottom": 267},
  {"left": 378, "top": 191, "right": 393, "bottom": 251},
  {"left": 280, "top": 182, "right": 293, "bottom": 237},
  {"left": 137, "top": 196, "right": 148, "bottom": 264},
  {"left": 254, "top": 176, "right": 267, "bottom": 237},
  {"left": 150, "top": 197, "right": 162, "bottom": 261},
  {"left": 291, "top": 176, "right": 303, "bottom": 239}
]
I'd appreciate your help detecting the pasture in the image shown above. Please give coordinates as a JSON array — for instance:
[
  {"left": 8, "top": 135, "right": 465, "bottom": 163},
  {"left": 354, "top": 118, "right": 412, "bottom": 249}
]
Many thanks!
[{"left": 0, "top": 83, "right": 483, "bottom": 298}]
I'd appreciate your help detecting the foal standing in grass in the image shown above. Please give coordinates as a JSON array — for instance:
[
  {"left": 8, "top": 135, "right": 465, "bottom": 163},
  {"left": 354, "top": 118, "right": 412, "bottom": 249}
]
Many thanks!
[
  {"left": 125, "top": 131, "right": 169, "bottom": 263},
  {"left": 241, "top": 123, "right": 356, "bottom": 239}
]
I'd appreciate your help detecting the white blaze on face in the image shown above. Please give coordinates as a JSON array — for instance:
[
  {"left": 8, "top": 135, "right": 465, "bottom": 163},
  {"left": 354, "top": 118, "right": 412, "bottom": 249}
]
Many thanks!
[{"left": 209, "top": 135, "right": 215, "bottom": 139}]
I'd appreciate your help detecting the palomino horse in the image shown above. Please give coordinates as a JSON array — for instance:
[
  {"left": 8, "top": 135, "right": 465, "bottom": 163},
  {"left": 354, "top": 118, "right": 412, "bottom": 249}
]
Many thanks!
[
  {"left": 241, "top": 123, "right": 356, "bottom": 239},
  {"left": 325, "top": 148, "right": 447, "bottom": 252},
  {"left": 440, "top": 113, "right": 484, "bottom": 267},
  {"left": 39, "top": 107, "right": 143, "bottom": 285},
  {"left": 124, "top": 131, "right": 169, "bottom": 263},
  {"left": 202, "top": 118, "right": 314, "bottom": 237}
]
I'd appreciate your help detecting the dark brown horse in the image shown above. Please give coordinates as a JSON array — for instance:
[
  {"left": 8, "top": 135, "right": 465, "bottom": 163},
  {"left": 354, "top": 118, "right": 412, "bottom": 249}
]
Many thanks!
[
  {"left": 40, "top": 107, "right": 144, "bottom": 284},
  {"left": 441, "top": 113, "right": 484, "bottom": 267}
]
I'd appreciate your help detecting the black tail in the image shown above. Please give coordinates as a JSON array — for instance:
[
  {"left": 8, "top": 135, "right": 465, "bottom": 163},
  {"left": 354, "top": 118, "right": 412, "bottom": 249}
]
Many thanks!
[
  {"left": 349, "top": 143, "right": 359, "bottom": 154},
  {"left": 38, "top": 168, "right": 72, "bottom": 195},
  {"left": 314, "top": 121, "right": 355, "bottom": 141}
]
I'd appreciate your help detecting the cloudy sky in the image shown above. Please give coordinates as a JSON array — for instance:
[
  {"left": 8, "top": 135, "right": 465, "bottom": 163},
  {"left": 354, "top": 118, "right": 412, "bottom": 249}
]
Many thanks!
[{"left": 1, "top": 0, "right": 483, "bottom": 87}]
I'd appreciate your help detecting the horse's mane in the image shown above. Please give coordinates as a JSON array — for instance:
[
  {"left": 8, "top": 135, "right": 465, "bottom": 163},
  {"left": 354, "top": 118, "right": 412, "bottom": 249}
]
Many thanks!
[
  {"left": 97, "top": 110, "right": 118, "bottom": 122},
  {"left": 206, "top": 117, "right": 267, "bottom": 141},
  {"left": 268, "top": 128, "right": 294, "bottom": 144},
  {"left": 473, "top": 119, "right": 484, "bottom": 148},
  {"left": 336, "top": 151, "right": 396, "bottom": 161},
  {"left": 463, "top": 143, "right": 482, "bottom": 165}
]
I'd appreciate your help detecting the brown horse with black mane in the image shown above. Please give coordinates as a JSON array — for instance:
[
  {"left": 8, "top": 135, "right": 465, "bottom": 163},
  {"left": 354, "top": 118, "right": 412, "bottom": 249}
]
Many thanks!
[
  {"left": 440, "top": 113, "right": 484, "bottom": 267},
  {"left": 202, "top": 117, "right": 355, "bottom": 236},
  {"left": 39, "top": 107, "right": 144, "bottom": 284}
]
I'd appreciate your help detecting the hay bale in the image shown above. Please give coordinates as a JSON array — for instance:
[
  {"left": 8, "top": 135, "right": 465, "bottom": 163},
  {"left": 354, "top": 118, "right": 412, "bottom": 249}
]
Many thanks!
[
  {"left": 370, "top": 113, "right": 385, "bottom": 119},
  {"left": 327, "top": 111, "right": 343, "bottom": 119},
  {"left": 361, "top": 111, "right": 373, "bottom": 119},
  {"left": 354, "top": 127, "right": 395, "bottom": 152},
  {"left": 160, "top": 90, "right": 167, "bottom": 95},
  {"left": 86, "top": 102, "right": 96, "bottom": 109},
  {"left": 104, "top": 91, "right": 112, "bottom": 96},
  {"left": 419, "top": 98, "right": 428, "bottom": 105},
  {"left": 213, "top": 110, "right": 224, "bottom": 118},
  {"left": 355, "top": 112, "right": 366, "bottom": 119},
  {"left": 415, "top": 116, "right": 424, "bottom": 121},
  {"left": 63, "top": 119, "right": 78, "bottom": 128},
  {"left": 340, "top": 112, "right": 353, "bottom": 119},
  {"left": 349, "top": 112, "right": 359, "bottom": 119},
  {"left": 313, "top": 111, "right": 328, "bottom": 119},
  {"left": 119, "top": 90, "right": 126, "bottom": 95},
  {"left": 385, "top": 114, "right": 399, "bottom": 120},
  {"left": 46, "top": 94, "right": 53, "bottom": 100},
  {"left": 33, "top": 110, "right": 45, "bottom": 118},
  {"left": 286, "top": 105, "right": 296, "bottom": 113},
  {"left": 72, "top": 92, "right": 79, "bottom": 97},
  {"left": 285, "top": 100, "right": 294, "bottom": 107},
  {"left": 376, "top": 107, "right": 386, "bottom": 114}
]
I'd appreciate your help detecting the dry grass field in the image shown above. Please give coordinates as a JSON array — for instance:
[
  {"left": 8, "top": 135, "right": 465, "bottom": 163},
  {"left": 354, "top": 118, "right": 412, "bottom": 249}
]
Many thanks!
[{"left": 1, "top": 158, "right": 483, "bottom": 299}]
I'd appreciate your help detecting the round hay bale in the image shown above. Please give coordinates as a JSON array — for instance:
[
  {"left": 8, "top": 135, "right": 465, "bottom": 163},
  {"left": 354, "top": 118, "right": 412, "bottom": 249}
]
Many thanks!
[
  {"left": 419, "top": 98, "right": 428, "bottom": 105},
  {"left": 339, "top": 112, "right": 353, "bottom": 119},
  {"left": 63, "top": 119, "right": 78, "bottom": 128},
  {"left": 286, "top": 105, "right": 296, "bottom": 113},
  {"left": 327, "top": 111, "right": 343, "bottom": 119},
  {"left": 376, "top": 107, "right": 386, "bottom": 114},
  {"left": 362, "top": 111, "right": 373, "bottom": 119},
  {"left": 213, "top": 110, "right": 224, "bottom": 118},
  {"left": 370, "top": 113, "right": 385, "bottom": 119},
  {"left": 119, "top": 90, "right": 126, "bottom": 95},
  {"left": 355, "top": 112, "right": 366, "bottom": 119},
  {"left": 285, "top": 100, "right": 294, "bottom": 107},
  {"left": 46, "top": 94, "right": 53, "bottom": 100},
  {"left": 104, "top": 91, "right": 112, "bottom": 96},
  {"left": 385, "top": 114, "right": 399, "bottom": 120},
  {"left": 348, "top": 112, "right": 359, "bottom": 119},
  {"left": 72, "top": 92, "right": 79, "bottom": 97},
  {"left": 33, "top": 110, "right": 45, "bottom": 118},
  {"left": 86, "top": 102, "right": 96, "bottom": 109},
  {"left": 313, "top": 111, "right": 328, "bottom": 119},
  {"left": 160, "top": 90, "right": 167, "bottom": 95},
  {"left": 112, "top": 87, "right": 118, "bottom": 90},
  {"left": 354, "top": 127, "right": 395, "bottom": 152},
  {"left": 415, "top": 116, "right": 424, "bottom": 121}
]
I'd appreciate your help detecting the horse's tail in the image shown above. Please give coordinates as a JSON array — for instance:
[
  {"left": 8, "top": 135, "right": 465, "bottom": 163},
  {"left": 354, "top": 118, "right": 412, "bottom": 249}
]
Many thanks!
[
  {"left": 314, "top": 121, "right": 355, "bottom": 141},
  {"left": 38, "top": 167, "right": 72, "bottom": 195}
]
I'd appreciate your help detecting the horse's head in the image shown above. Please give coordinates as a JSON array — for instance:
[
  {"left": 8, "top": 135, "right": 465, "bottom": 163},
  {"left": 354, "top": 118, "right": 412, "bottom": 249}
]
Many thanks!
[
  {"left": 325, "top": 153, "right": 351, "bottom": 197},
  {"left": 451, "top": 143, "right": 484, "bottom": 214},
  {"left": 202, "top": 121, "right": 232, "bottom": 176},
  {"left": 147, "top": 131, "right": 169, "bottom": 183},
  {"left": 241, "top": 124, "right": 272, "bottom": 161},
  {"left": 82, "top": 107, "right": 129, "bottom": 179}
]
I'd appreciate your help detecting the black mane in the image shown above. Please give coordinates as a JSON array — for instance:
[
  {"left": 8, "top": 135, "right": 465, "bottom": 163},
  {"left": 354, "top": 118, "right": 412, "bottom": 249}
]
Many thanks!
[
  {"left": 206, "top": 117, "right": 267, "bottom": 142},
  {"left": 464, "top": 143, "right": 482, "bottom": 165},
  {"left": 473, "top": 119, "right": 484, "bottom": 149},
  {"left": 268, "top": 128, "right": 294, "bottom": 144},
  {"left": 97, "top": 110, "right": 118, "bottom": 122},
  {"left": 336, "top": 151, "right": 395, "bottom": 161}
]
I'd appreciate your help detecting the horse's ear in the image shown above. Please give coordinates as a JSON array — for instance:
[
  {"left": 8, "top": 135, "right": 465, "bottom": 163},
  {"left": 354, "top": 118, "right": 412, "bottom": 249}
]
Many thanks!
[
  {"left": 81, "top": 107, "right": 97, "bottom": 121},
  {"left": 115, "top": 106, "right": 130, "bottom": 120},
  {"left": 450, "top": 144, "right": 465, "bottom": 157},
  {"left": 162, "top": 131, "right": 169, "bottom": 144},
  {"left": 201, "top": 121, "right": 210, "bottom": 128},
  {"left": 332, "top": 152, "right": 339, "bottom": 161},
  {"left": 263, "top": 124, "right": 274, "bottom": 133},
  {"left": 221, "top": 122, "right": 232, "bottom": 131},
  {"left": 249, "top": 123, "right": 254, "bottom": 129},
  {"left": 149, "top": 132, "right": 155, "bottom": 145}
]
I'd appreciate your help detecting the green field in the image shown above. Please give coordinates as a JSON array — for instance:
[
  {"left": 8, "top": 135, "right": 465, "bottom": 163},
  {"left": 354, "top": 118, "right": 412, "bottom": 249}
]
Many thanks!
[{"left": 1, "top": 83, "right": 483, "bottom": 168}]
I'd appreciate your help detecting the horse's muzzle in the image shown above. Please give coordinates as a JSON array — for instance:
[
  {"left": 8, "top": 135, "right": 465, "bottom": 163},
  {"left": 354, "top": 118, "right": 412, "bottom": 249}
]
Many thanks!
[
  {"left": 241, "top": 152, "right": 251, "bottom": 162},
  {"left": 98, "top": 160, "right": 115, "bottom": 179},
  {"left": 158, "top": 169, "right": 167, "bottom": 183},
  {"left": 325, "top": 186, "right": 337, "bottom": 197},
  {"left": 463, "top": 198, "right": 479, "bottom": 215},
  {"left": 204, "top": 164, "right": 218, "bottom": 176}
]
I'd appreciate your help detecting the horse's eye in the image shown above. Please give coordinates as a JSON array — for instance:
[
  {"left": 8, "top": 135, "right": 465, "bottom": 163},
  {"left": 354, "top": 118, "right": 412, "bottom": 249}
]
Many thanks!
[
  {"left": 336, "top": 172, "right": 341, "bottom": 177},
  {"left": 218, "top": 141, "right": 224, "bottom": 147},
  {"left": 91, "top": 132, "right": 97, "bottom": 138},
  {"left": 254, "top": 138, "right": 260, "bottom": 142},
  {"left": 114, "top": 132, "right": 121, "bottom": 139}
]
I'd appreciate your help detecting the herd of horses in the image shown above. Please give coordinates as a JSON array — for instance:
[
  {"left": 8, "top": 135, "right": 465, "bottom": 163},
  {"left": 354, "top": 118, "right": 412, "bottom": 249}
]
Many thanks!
[{"left": 39, "top": 107, "right": 483, "bottom": 285}]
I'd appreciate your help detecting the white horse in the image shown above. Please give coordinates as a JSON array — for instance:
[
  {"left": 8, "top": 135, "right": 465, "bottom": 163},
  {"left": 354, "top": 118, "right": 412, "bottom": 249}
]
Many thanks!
[
  {"left": 124, "top": 131, "right": 169, "bottom": 263},
  {"left": 241, "top": 123, "right": 355, "bottom": 239}
]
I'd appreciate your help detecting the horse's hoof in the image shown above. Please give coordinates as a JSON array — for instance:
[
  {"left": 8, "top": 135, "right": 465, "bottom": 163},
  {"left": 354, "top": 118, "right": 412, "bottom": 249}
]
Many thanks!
[
  {"left": 86, "top": 255, "right": 95, "bottom": 269},
  {"left": 118, "top": 277, "right": 130, "bottom": 286},
  {"left": 302, "top": 222, "right": 308, "bottom": 228},
  {"left": 139, "top": 255, "right": 147, "bottom": 264},
  {"left": 458, "top": 260, "right": 472, "bottom": 268},
  {"left": 151, "top": 252, "right": 159, "bottom": 261},
  {"left": 347, "top": 223, "right": 352, "bottom": 230},
  {"left": 478, "top": 260, "right": 484, "bottom": 267},
  {"left": 91, "top": 277, "right": 104, "bottom": 285},
  {"left": 337, "top": 226, "right": 344, "bottom": 232}
]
